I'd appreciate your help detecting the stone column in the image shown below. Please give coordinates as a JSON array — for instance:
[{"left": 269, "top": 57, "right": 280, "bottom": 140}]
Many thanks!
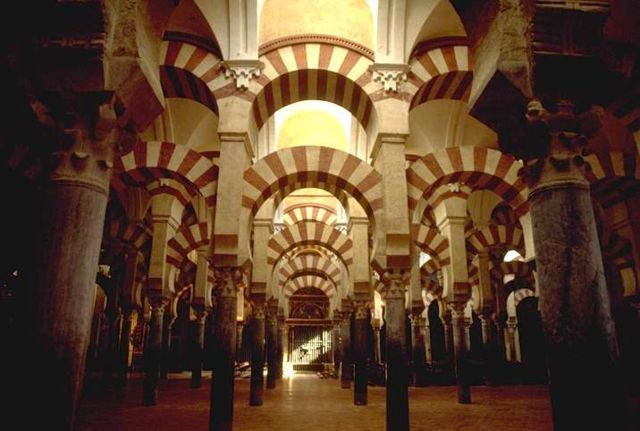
[
  {"left": 371, "top": 317, "right": 382, "bottom": 364},
  {"left": 449, "top": 302, "right": 471, "bottom": 404},
  {"left": 332, "top": 316, "right": 342, "bottom": 376},
  {"left": 249, "top": 300, "right": 266, "bottom": 406},
  {"left": 118, "top": 308, "right": 134, "bottom": 388},
  {"left": 424, "top": 320, "right": 433, "bottom": 364},
  {"left": 265, "top": 301, "right": 279, "bottom": 389},
  {"left": 26, "top": 97, "right": 117, "bottom": 430},
  {"left": 191, "top": 307, "right": 208, "bottom": 388},
  {"left": 276, "top": 310, "right": 285, "bottom": 380},
  {"left": 505, "top": 317, "right": 519, "bottom": 362},
  {"left": 210, "top": 268, "right": 241, "bottom": 431},
  {"left": 143, "top": 296, "right": 167, "bottom": 405},
  {"left": 382, "top": 271, "right": 410, "bottom": 430},
  {"left": 520, "top": 100, "right": 622, "bottom": 429},
  {"left": 160, "top": 314, "right": 176, "bottom": 379},
  {"left": 478, "top": 312, "right": 495, "bottom": 384},
  {"left": 410, "top": 309, "right": 427, "bottom": 386},
  {"left": 235, "top": 321, "right": 244, "bottom": 362},
  {"left": 340, "top": 301, "right": 353, "bottom": 389},
  {"left": 352, "top": 298, "right": 369, "bottom": 405}
]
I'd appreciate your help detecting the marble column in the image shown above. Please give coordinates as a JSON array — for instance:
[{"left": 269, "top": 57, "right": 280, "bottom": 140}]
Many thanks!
[
  {"left": 383, "top": 271, "right": 410, "bottom": 430},
  {"left": 276, "top": 311, "right": 285, "bottom": 380},
  {"left": 143, "top": 297, "right": 167, "bottom": 405},
  {"left": 371, "top": 317, "right": 382, "bottom": 364},
  {"left": 249, "top": 301, "right": 266, "bottom": 406},
  {"left": 26, "top": 97, "right": 117, "bottom": 430},
  {"left": 449, "top": 303, "right": 471, "bottom": 404},
  {"left": 332, "top": 317, "right": 342, "bottom": 376},
  {"left": 478, "top": 312, "right": 495, "bottom": 384},
  {"left": 160, "top": 314, "right": 176, "bottom": 379},
  {"left": 265, "top": 303, "right": 279, "bottom": 389},
  {"left": 118, "top": 309, "right": 134, "bottom": 388},
  {"left": 340, "top": 302, "right": 353, "bottom": 389},
  {"left": 191, "top": 307, "right": 208, "bottom": 388},
  {"left": 353, "top": 299, "right": 369, "bottom": 405},
  {"left": 210, "top": 268, "right": 241, "bottom": 431},
  {"left": 410, "top": 310, "right": 427, "bottom": 386},
  {"left": 521, "top": 100, "right": 622, "bottom": 429}
]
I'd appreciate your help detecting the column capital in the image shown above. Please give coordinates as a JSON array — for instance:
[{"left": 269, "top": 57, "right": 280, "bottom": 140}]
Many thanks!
[
  {"left": 380, "top": 268, "right": 410, "bottom": 300},
  {"left": 48, "top": 94, "right": 119, "bottom": 195},
  {"left": 222, "top": 59, "right": 264, "bottom": 90},
  {"left": 212, "top": 267, "right": 243, "bottom": 298},
  {"left": 447, "top": 301, "right": 467, "bottom": 319},
  {"left": 519, "top": 99, "right": 603, "bottom": 190},
  {"left": 353, "top": 299, "right": 371, "bottom": 320},
  {"left": 369, "top": 63, "right": 410, "bottom": 92}
]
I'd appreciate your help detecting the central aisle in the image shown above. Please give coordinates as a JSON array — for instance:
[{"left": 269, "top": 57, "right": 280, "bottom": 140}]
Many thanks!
[{"left": 77, "top": 373, "right": 552, "bottom": 430}]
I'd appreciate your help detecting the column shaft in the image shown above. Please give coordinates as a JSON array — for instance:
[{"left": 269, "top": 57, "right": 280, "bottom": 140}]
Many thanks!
[
  {"left": 266, "top": 314, "right": 278, "bottom": 389},
  {"left": 450, "top": 305, "right": 471, "bottom": 404},
  {"left": 353, "top": 304, "right": 368, "bottom": 405},
  {"left": 191, "top": 312, "right": 207, "bottom": 388},
  {"left": 143, "top": 303, "right": 165, "bottom": 405},
  {"left": 249, "top": 306, "right": 265, "bottom": 406},
  {"left": 385, "top": 292, "right": 409, "bottom": 430},
  {"left": 340, "top": 317, "right": 352, "bottom": 389}
]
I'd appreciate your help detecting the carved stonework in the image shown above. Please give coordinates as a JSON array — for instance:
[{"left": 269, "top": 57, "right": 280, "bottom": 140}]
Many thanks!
[
  {"left": 50, "top": 99, "right": 118, "bottom": 195},
  {"left": 353, "top": 300, "right": 370, "bottom": 320},
  {"left": 369, "top": 63, "right": 410, "bottom": 93},
  {"left": 380, "top": 269, "right": 410, "bottom": 300},
  {"left": 213, "top": 267, "right": 243, "bottom": 298},
  {"left": 223, "top": 59, "right": 264, "bottom": 90},
  {"left": 518, "top": 99, "right": 604, "bottom": 191}
]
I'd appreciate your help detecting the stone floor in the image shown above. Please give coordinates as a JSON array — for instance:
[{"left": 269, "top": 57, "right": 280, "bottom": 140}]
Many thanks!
[{"left": 77, "top": 373, "right": 554, "bottom": 430}]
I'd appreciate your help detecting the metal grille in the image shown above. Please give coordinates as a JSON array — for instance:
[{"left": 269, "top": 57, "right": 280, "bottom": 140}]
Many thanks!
[{"left": 288, "top": 325, "right": 333, "bottom": 364}]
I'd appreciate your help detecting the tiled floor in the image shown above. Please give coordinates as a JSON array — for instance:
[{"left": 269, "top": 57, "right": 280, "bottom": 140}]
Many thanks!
[{"left": 77, "top": 373, "right": 553, "bottom": 430}]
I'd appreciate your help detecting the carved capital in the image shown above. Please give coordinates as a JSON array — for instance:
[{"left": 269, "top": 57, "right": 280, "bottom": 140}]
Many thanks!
[
  {"left": 223, "top": 59, "right": 264, "bottom": 90},
  {"left": 380, "top": 268, "right": 410, "bottom": 300},
  {"left": 369, "top": 63, "right": 410, "bottom": 92},
  {"left": 212, "top": 267, "right": 243, "bottom": 298},
  {"left": 353, "top": 300, "right": 370, "bottom": 320},
  {"left": 48, "top": 96, "right": 119, "bottom": 194},
  {"left": 519, "top": 99, "right": 604, "bottom": 190}
]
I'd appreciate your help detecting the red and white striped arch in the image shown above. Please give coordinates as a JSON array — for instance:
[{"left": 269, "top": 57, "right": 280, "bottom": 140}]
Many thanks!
[
  {"left": 267, "top": 220, "right": 353, "bottom": 268},
  {"left": 160, "top": 40, "right": 236, "bottom": 103},
  {"left": 585, "top": 152, "right": 640, "bottom": 183},
  {"left": 407, "top": 147, "right": 528, "bottom": 218},
  {"left": 284, "top": 274, "right": 336, "bottom": 299},
  {"left": 113, "top": 141, "right": 219, "bottom": 206},
  {"left": 108, "top": 219, "right": 151, "bottom": 252},
  {"left": 607, "top": 90, "right": 640, "bottom": 147},
  {"left": 283, "top": 204, "right": 337, "bottom": 226},
  {"left": 252, "top": 43, "right": 377, "bottom": 130},
  {"left": 406, "top": 39, "right": 472, "bottom": 111},
  {"left": 166, "top": 222, "right": 212, "bottom": 270},
  {"left": 412, "top": 223, "right": 450, "bottom": 266},
  {"left": 278, "top": 254, "right": 342, "bottom": 288},
  {"left": 467, "top": 225, "right": 525, "bottom": 255},
  {"left": 243, "top": 146, "right": 383, "bottom": 221},
  {"left": 507, "top": 288, "right": 537, "bottom": 317}
]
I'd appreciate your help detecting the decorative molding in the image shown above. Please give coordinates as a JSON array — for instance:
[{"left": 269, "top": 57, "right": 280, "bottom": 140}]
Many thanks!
[
  {"left": 222, "top": 59, "right": 264, "bottom": 90},
  {"left": 369, "top": 63, "right": 410, "bottom": 93},
  {"left": 258, "top": 34, "right": 374, "bottom": 59}
]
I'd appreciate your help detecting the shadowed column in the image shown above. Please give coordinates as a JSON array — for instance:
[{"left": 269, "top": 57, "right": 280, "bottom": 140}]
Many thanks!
[
  {"left": 353, "top": 298, "right": 369, "bottom": 405},
  {"left": 249, "top": 300, "right": 266, "bottom": 406}
]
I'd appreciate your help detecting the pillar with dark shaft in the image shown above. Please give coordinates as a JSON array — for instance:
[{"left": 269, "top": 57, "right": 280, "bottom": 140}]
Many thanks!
[
  {"left": 521, "top": 100, "right": 622, "bottom": 430},
  {"left": 26, "top": 96, "right": 117, "bottom": 430},
  {"left": 265, "top": 300, "right": 279, "bottom": 389},
  {"left": 410, "top": 305, "right": 427, "bottom": 387},
  {"left": 478, "top": 312, "right": 496, "bottom": 385},
  {"left": 276, "top": 310, "right": 285, "bottom": 380},
  {"left": 160, "top": 314, "right": 176, "bottom": 379},
  {"left": 332, "top": 313, "right": 342, "bottom": 377},
  {"left": 118, "top": 308, "right": 134, "bottom": 388},
  {"left": 340, "top": 300, "right": 353, "bottom": 389},
  {"left": 383, "top": 271, "right": 410, "bottom": 430},
  {"left": 449, "top": 302, "right": 471, "bottom": 404},
  {"left": 117, "top": 248, "right": 140, "bottom": 389},
  {"left": 249, "top": 300, "right": 266, "bottom": 406},
  {"left": 143, "top": 295, "right": 167, "bottom": 405},
  {"left": 352, "top": 298, "right": 369, "bottom": 405},
  {"left": 210, "top": 268, "right": 241, "bottom": 431},
  {"left": 191, "top": 306, "right": 208, "bottom": 388}
]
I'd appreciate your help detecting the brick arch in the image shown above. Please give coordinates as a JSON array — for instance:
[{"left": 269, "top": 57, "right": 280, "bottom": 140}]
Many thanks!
[
  {"left": 251, "top": 42, "right": 377, "bottom": 130},
  {"left": 160, "top": 66, "right": 219, "bottom": 116},
  {"left": 507, "top": 288, "right": 537, "bottom": 317},
  {"left": 166, "top": 222, "right": 212, "bottom": 269},
  {"left": 405, "top": 39, "right": 472, "bottom": 111},
  {"left": 607, "top": 90, "right": 640, "bottom": 147},
  {"left": 283, "top": 203, "right": 338, "bottom": 226},
  {"left": 420, "top": 259, "right": 443, "bottom": 296},
  {"left": 493, "top": 261, "right": 533, "bottom": 278},
  {"left": 284, "top": 274, "right": 336, "bottom": 298},
  {"left": 407, "top": 147, "right": 528, "bottom": 218},
  {"left": 108, "top": 219, "right": 152, "bottom": 252},
  {"left": 466, "top": 225, "right": 525, "bottom": 255},
  {"left": 160, "top": 40, "right": 233, "bottom": 103},
  {"left": 585, "top": 152, "right": 640, "bottom": 183},
  {"left": 278, "top": 254, "right": 342, "bottom": 289},
  {"left": 268, "top": 220, "right": 353, "bottom": 270},
  {"left": 412, "top": 223, "right": 449, "bottom": 266},
  {"left": 601, "top": 229, "right": 635, "bottom": 269},
  {"left": 113, "top": 140, "right": 218, "bottom": 205},
  {"left": 243, "top": 146, "right": 382, "bottom": 221}
]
